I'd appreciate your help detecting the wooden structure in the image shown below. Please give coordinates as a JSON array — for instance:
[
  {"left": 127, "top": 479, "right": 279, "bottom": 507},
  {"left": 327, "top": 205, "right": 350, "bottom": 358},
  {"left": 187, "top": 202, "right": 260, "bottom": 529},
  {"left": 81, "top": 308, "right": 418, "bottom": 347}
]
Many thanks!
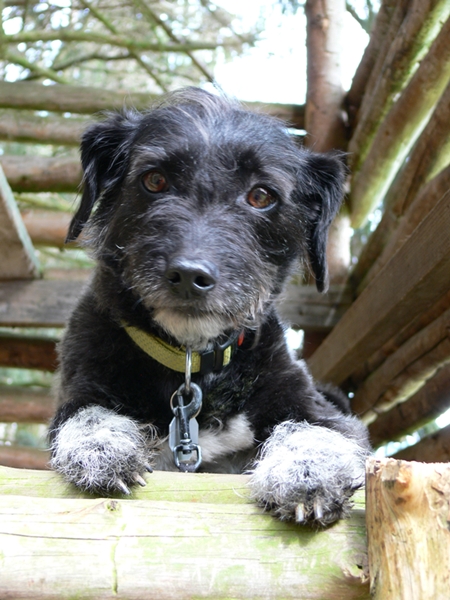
[{"left": 0, "top": 0, "right": 450, "bottom": 596}]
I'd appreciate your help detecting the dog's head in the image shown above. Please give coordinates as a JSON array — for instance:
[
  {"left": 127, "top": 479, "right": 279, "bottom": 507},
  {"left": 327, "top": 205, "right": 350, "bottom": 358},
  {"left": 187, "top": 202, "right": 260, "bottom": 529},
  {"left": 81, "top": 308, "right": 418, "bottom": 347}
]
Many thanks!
[{"left": 69, "top": 88, "right": 344, "bottom": 346}]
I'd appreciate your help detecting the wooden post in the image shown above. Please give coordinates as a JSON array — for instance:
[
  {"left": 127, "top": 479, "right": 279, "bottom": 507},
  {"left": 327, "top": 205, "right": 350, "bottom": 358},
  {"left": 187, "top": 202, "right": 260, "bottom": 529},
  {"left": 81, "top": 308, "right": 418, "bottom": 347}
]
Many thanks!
[{"left": 366, "top": 458, "right": 450, "bottom": 600}]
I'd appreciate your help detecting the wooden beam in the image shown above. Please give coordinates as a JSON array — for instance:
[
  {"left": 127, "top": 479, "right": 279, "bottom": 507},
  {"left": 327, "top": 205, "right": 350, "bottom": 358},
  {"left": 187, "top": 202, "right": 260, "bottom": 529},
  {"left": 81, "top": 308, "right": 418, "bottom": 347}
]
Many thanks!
[
  {"left": 0, "top": 164, "right": 40, "bottom": 279},
  {"left": 0, "top": 82, "right": 306, "bottom": 128},
  {"left": 393, "top": 424, "right": 450, "bottom": 462},
  {"left": 349, "top": 14, "right": 450, "bottom": 228},
  {"left": 307, "top": 186, "right": 450, "bottom": 386},
  {"left": 0, "top": 280, "right": 82, "bottom": 327},
  {"left": 0, "top": 386, "right": 54, "bottom": 423},
  {"left": 0, "top": 445, "right": 49, "bottom": 470},
  {"left": 366, "top": 458, "right": 450, "bottom": 599},
  {"left": 0, "top": 336, "right": 58, "bottom": 371},
  {"left": 352, "top": 307, "right": 450, "bottom": 422},
  {"left": 21, "top": 210, "right": 72, "bottom": 247},
  {"left": 0, "top": 467, "right": 369, "bottom": 599},
  {"left": 369, "top": 365, "right": 450, "bottom": 446},
  {"left": 0, "top": 110, "right": 87, "bottom": 145},
  {"left": 1, "top": 155, "right": 82, "bottom": 193}
]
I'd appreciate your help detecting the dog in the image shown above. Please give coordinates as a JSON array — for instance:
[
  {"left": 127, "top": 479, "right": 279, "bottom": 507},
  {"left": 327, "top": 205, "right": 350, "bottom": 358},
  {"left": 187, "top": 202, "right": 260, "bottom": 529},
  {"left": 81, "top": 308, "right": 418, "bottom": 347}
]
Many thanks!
[{"left": 49, "top": 88, "right": 370, "bottom": 525}]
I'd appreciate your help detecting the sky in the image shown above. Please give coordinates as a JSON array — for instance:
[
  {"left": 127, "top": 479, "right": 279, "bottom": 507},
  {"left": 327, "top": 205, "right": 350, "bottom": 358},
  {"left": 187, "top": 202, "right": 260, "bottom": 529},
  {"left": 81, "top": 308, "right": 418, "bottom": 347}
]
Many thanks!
[{"left": 212, "top": 0, "right": 370, "bottom": 105}]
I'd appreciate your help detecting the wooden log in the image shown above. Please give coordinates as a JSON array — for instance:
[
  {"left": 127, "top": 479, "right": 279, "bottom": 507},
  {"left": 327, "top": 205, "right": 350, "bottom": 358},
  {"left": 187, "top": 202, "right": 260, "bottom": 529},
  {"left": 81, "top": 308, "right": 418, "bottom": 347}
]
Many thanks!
[
  {"left": 355, "top": 164, "right": 450, "bottom": 293},
  {"left": 0, "top": 386, "right": 54, "bottom": 423},
  {"left": 369, "top": 365, "right": 450, "bottom": 446},
  {"left": 0, "top": 110, "right": 87, "bottom": 145},
  {"left": 307, "top": 182, "right": 450, "bottom": 386},
  {"left": 345, "top": 0, "right": 400, "bottom": 130},
  {"left": 351, "top": 290, "right": 450, "bottom": 387},
  {"left": 0, "top": 164, "right": 40, "bottom": 279},
  {"left": 393, "top": 425, "right": 450, "bottom": 462},
  {"left": 349, "top": 14, "right": 450, "bottom": 228},
  {"left": 0, "top": 467, "right": 369, "bottom": 600},
  {"left": 0, "top": 280, "right": 83, "bottom": 327},
  {"left": 348, "top": 0, "right": 450, "bottom": 177},
  {"left": 0, "top": 336, "right": 58, "bottom": 371},
  {"left": 0, "top": 445, "right": 50, "bottom": 470},
  {"left": 1, "top": 155, "right": 82, "bottom": 193},
  {"left": 21, "top": 210, "right": 72, "bottom": 247},
  {"left": 304, "top": 0, "right": 347, "bottom": 151},
  {"left": 350, "top": 82, "right": 450, "bottom": 290},
  {"left": 366, "top": 458, "right": 450, "bottom": 599},
  {"left": 0, "top": 81, "right": 306, "bottom": 128},
  {"left": 351, "top": 307, "right": 450, "bottom": 422}
]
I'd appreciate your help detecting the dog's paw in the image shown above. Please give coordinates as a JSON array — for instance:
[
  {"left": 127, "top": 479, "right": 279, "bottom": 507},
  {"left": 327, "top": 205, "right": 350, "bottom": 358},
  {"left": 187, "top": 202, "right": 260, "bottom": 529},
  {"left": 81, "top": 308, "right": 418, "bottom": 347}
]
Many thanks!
[
  {"left": 248, "top": 421, "right": 369, "bottom": 526},
  {"left": 50, "top": 405, "right": 154, "bottom": 494}
]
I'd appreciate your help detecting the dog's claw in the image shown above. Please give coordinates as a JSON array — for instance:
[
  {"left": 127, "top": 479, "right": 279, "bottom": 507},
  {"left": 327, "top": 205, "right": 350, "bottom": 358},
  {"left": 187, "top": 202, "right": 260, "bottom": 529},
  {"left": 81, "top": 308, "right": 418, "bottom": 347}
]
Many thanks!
[
  {"left": 313, "top": 498, "right": 324, "bottom": 521},
  {"left": 116, "top": 478, "right": 131, "bottom": 495},
  {"left": 133, "top": 473, "right": 147, "bottom": 487},
  {"left": 295, "top": 503, "right": 306, "bottom": 523},
  {"left": 144, "top": 463, "right": 153, "bottom": 473}
]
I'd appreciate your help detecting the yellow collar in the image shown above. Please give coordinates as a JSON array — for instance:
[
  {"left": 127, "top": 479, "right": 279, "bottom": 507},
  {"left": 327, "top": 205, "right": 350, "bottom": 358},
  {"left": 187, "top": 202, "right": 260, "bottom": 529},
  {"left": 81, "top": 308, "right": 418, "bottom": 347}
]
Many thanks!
[{"left": 123, "top": 324, "right": 237, "bottom": 374}]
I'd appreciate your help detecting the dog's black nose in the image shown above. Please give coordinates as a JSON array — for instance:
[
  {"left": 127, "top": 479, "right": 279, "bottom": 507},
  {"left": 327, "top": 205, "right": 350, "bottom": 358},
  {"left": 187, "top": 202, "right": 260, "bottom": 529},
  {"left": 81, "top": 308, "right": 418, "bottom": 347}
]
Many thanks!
[{"left": 165, "top": 258, "right": 218, "bottom": 299}]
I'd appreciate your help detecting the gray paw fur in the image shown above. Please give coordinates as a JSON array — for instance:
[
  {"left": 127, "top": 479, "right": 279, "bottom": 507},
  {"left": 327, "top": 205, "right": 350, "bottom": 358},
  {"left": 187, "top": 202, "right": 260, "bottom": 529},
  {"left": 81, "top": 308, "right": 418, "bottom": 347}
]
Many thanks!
[
  {"left": 50, "top": 405, "right": 153, "bottom": 494},
  {"left": 248, "top": 421, "right": 369, "bottom": 526}
]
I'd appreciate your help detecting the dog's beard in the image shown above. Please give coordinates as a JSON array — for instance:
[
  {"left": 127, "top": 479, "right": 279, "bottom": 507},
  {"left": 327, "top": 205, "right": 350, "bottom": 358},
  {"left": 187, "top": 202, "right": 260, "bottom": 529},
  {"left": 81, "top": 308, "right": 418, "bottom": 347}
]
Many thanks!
[{"left": 152, "top": 308, "right": 235, "bottom": 349}]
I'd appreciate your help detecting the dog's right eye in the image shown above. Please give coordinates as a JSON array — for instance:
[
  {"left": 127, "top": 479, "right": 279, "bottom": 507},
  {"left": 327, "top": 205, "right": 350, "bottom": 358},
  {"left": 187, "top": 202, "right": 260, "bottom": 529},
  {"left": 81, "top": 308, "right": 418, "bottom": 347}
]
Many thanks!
[{"left": 142, "top": 170, "right": 169, "bottom": 193}]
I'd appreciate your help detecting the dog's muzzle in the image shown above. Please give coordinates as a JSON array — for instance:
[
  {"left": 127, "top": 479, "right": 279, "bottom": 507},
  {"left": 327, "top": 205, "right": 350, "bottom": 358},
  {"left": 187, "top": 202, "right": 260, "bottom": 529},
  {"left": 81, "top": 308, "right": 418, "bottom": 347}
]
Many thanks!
[{"left": 165, "top": 257, "right": 218, "bottom": 300}]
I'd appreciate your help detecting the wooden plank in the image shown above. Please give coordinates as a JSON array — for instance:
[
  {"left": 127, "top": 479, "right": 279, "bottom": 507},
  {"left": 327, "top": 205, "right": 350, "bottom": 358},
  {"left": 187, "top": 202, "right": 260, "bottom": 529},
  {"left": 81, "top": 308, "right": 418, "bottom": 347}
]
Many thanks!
[
  {"left": 0, "top": 445, "right": 50, "bottom": 470},
  {"left": 308, "top": 189, "right": 450, "bottom": 386},
  {"left": 0, "top": 386, "right": 54, "bottom": 423},
  {"left": 368, "top": 365, "right": 450, "bottom": 446},
  {"left": 1, "top": 155, "right": 82, "bottom": 193},
  {"left": 0, "top": 279, "right": 83, "bottom": 327},
  {"left": 366, "top": 458, "right": 450, "bottom": 599},
  {"left": 0, "top": 467, "right": 369, "bottom": 600},
  {"left": 0, "top": 336, "right": 58, "bottom": 371},
  {"left": 0, "top": 82, "right": 306, "bottom": 128},
  {"left": 393, "top": 424, "right": 450, "bottom": 462},
  {"left": 21, "top": 210, "right": 72, "bottom": 247},
  {"left": 0, "top": 163, "right": 40, "bottom": 279}
]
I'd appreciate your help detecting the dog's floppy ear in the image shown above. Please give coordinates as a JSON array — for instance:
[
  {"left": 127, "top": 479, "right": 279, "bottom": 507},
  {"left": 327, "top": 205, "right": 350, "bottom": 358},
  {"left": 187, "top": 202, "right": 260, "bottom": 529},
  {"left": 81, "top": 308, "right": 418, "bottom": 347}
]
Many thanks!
[
  {"left": 299, "top": 152, "right": 346, "bottom": 293},
  {"left": 66, "top": 111, "right": 140, "bottom": 243}
]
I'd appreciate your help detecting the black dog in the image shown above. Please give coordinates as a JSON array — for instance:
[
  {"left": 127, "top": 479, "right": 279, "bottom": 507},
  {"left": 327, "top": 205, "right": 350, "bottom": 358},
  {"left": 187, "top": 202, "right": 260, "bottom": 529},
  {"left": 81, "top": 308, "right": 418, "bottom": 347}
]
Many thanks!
[{"left": 49, "top": 88, "right": 370, "bottom": 525}]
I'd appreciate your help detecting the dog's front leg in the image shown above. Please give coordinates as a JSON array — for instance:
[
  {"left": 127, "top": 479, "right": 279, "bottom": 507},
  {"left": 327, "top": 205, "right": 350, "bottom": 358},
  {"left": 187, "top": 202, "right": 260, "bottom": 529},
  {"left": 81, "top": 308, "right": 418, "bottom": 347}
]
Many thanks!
[
  {"left": 50, "top": 405, "right": 153, "bottom": 494},
  {"left": 248, "top": 419, "right": 370, "bottom": 525}
]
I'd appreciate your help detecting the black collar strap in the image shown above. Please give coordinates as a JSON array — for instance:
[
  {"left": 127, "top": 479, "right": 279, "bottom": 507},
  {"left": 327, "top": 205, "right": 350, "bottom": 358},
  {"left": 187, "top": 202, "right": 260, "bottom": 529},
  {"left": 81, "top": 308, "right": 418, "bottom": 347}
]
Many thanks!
[{"left": 123, "top": 324, "right": 244, "bottom": 375}]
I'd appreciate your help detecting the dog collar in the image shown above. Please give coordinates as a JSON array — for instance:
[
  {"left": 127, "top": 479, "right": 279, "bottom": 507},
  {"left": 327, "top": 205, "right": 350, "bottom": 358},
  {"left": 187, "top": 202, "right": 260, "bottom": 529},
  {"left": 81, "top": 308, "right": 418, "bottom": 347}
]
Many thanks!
[{"left": 123, "top": 324, "right": 244, "bottom": 375}]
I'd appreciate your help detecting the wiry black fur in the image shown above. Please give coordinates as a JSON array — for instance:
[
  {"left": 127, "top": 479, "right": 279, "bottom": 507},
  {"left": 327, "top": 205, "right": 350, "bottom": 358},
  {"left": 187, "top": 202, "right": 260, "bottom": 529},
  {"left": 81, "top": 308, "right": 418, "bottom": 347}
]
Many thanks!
[{"left": 49, "top": 88, "right": 370, "bottom": 525}]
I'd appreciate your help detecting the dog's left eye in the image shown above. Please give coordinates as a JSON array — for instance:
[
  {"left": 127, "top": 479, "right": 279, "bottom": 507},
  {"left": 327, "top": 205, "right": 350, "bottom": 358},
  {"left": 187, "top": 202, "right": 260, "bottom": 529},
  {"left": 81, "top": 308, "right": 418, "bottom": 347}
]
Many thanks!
[
  {"left": 142, "top": 170, "right": 169, "bottom": 193},
  {"left": 247, "top": 187, "right": 277, "bottom": 210}
]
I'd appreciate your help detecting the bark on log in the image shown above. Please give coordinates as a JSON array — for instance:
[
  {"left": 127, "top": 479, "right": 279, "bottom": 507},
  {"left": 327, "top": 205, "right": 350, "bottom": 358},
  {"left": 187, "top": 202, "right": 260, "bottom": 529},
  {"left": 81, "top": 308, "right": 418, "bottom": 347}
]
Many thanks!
[
  {"left": 1, "top": 155, "right": 82, "bottom": 193},
  {"left": 351, "top": 307, "right": 450, "bottom": 422},
  {"left": 0, "top": 110, "right": 87, "bottom": 145},
  {"left": 349, "top": 14, "right": 450, "bottom": 228},
  {"left": 345, "top": 0, "right": 400, "bottom": 130},
  {"left": 393, "top": 425, "right": 450, "bottom": 462},
  {"left": 0, "top": 336, "right": 58, "bottom": 371},
  {"left": 366, "top": 458, "right": 450, "bottom": 599},
  {"left": 369, "top": 365, "right": 450, "bottom": 447},
  {"left": 0, "top": 467, "right": 369, "bottom": 600},
  {"left": 304, "top": 0, "right": 347, "bottom": 151},
  {"left": 348, "top": 0, "right": 450, "bottom": 177},
  {"left": 307, "top": 184, "right": 450, "bottom": 386},
  {"left": 0, "top": 164, "right": 40, "bottom": 279},
  {"left": 0, "top": 81, "right": 306, "bottom": 128},
  {"left": 0, "top": 386, "right": 54, "bottom": 423}
]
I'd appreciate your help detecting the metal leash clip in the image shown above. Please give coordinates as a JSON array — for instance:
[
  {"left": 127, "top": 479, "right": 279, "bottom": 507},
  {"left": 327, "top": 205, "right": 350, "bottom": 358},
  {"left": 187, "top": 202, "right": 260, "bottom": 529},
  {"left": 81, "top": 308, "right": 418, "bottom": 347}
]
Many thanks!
[{"left": 168, "top": 347, "right": 203, "bottom": 472}]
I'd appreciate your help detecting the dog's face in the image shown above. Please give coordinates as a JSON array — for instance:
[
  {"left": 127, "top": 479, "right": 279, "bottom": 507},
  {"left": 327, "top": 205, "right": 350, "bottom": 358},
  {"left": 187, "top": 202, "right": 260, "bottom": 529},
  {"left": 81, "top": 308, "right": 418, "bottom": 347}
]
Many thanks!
[{"left": 69, "top": 89, "right": 344, "bottom": 347}]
